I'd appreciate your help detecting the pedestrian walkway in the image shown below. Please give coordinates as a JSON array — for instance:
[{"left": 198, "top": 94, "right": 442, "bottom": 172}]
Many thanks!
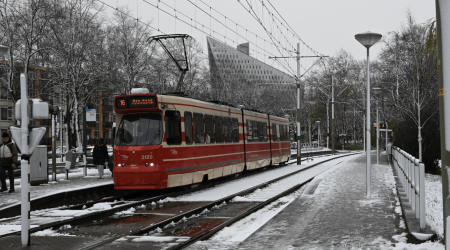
[{"left": 237, "top": 153, "right": 403, "bottom": 249}]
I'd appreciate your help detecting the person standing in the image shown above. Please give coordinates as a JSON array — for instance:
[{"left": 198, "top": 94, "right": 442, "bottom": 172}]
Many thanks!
[
  {"left": 93, "top": 138, "right": 108, "bottom": 179},
  {"left": 0, "top": 132, "right": 18, "bottom": 193}
]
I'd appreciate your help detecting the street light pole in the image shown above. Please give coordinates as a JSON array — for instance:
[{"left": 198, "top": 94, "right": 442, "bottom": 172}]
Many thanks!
[
  {"left": 296, "top": 43, "right": 301, "bottom": 165},
  {"left": 355, "top": 31, "right": 382, "bottom": 199}
]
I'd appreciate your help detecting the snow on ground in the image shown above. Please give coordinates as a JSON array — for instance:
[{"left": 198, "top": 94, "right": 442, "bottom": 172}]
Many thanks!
[
  {"left": 183, "top": 154, "right": 445, "bottom": 250},
  {"left": 157, "top": 153, "right": 358, "bottom": 203},
  {"left": 425, "top": 173, "right": 444, "bottom": 239},
  {"left": 210, "top": 185, "right": 309, "bottom": 243},
  {"left": 0, "top": 168, "right": 112, "bottom": 210}
]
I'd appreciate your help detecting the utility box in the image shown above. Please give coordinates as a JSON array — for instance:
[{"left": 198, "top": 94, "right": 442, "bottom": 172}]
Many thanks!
[
  {"left": 65, "top": 151, "right": 77, "bottom": 170},
  {"left": 30, "top": 145, "right": 48, "bottom": 186}
]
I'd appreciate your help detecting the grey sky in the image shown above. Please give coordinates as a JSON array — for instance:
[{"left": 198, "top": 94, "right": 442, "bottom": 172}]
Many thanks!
[{"left": 112, "top": 0, "right": 436, "bottom": 75}]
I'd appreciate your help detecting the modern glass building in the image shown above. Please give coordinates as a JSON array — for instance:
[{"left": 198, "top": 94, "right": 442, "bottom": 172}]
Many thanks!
[{"left": 207, "top": 37, "right": 296, "bottom": 90}]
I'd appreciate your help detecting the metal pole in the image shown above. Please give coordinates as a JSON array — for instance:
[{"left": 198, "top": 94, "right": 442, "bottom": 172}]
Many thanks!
[
  {"left": 327, "top": 99, "right": 329, "bottom": 149},
  {"left": 19, "top": 73, "right": 30, "bottom": 246},
  {"left": 332, "top": 76, "right": 335, "bottom": 155},
  {"left": 52, "top": 114, "right": 56, "bottom": 181},
  {"left": 386, "top": 122, "right": 389, "bottom": 150},
  {"left": 296, "top": 43, "right": 301, "bottom": 165},
  {"left": 363, "top": 114, "right": 365, "bottom": 152},
  {"left": 83, "top": 106, "right": 87, "bottom": 176},
  {"left": 376, "top": 101, "right": 379, "bottom": 165},
  {"left": 436, "top": 1, "right": 450, "bottom": 244},
  {"left": 366, "top": 47, "right": 372, "bottom": 199}
]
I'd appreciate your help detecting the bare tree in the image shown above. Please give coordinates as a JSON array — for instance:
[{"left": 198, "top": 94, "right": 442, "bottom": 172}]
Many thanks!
[
  {"left": 379, "top": 12, "right": 438, "bottom": 161},
  {"left": 0, "top": 0, "right": 54, "bottom": 103}
]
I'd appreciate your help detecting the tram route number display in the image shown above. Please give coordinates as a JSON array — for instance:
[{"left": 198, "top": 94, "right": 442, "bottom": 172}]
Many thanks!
[{"left": 116, "top": 96, "right": 157, "bottom": 109}]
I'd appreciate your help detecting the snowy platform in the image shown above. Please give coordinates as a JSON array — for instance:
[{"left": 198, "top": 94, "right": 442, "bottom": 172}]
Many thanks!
[{"left": 187, "top": 153, "right": 444, "bottom": 250}]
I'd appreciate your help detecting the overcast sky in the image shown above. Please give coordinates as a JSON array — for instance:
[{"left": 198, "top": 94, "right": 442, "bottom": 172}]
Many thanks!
[{"left": 111, "top": 0, "right": 436, "bottom": 75}]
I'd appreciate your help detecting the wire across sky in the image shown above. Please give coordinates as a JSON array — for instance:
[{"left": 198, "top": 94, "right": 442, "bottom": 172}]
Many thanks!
[{"left": 98, "top": 0, "right": 325, "bottom": 78}]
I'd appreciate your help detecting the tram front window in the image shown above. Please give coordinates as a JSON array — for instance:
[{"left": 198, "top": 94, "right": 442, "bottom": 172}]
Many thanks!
[{"left": 115, "top": 114, "right": 163, "bottom": 146}]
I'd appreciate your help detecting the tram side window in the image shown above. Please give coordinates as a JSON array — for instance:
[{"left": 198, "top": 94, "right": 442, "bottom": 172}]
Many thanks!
[
  {"left": 165, "top": 111, "right": 182, "bottom": 145},
  {"left": 271, "top": 123, "right": 276, "bottom": 141},
  {"left": 258, "top": 122, "right": 263, "bottom": 141},
  {"left": 224, "top": 117, "right": 232, "bottom": 143},
  {"left": 276, "top": 124, "right": 281, "bottom": 141},
  {"left": 247, "top": 120, "right": 253, "bottom": 142},
  {"left": 253, "top": 121, "right": 259, "bottom": 142},
  {"left": 184, "top": 112, "right": 193, "bottom": 145},
  {"left": 232, "top": 118, "right": 239, "bottom": 142},
  {"left": 280, "top": 125, "right": 285, "bottom": 141},
  {"left": 284, "top": 125, "right": 290, "bottom": 141},
  {"left": 193, "top": 113, "right": 205, "bottom": 144},
  {"left": 205, "top": 114, "right": 214, "bottom": 144},
  {"left": 215, "top": 116, "right": 223, "bottom": 143},
  {"left": 263, "top": 123, "right": 267, "bottom": 141}
]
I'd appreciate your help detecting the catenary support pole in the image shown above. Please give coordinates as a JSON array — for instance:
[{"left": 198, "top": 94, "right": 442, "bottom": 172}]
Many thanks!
[
  {"left": 332, "top": 76, "right": 335, "bottom": 155},
  {"left": 436, "top": 0, "right": 450, "bottom": 245},
  {"left": 83, "top": 106, "right": 87, "bottom": 176},
  {"left": 52, "top": 113, "right": 56, "bottom": 181},
  {"left": 20, "top": 74, "right": 30, "bottom": 246},
  {"left": 376, "top": 101, "right": 379, "bottom": 165},
  {"left": 296, "top": 43, "right": 301, "bottom": 165}
]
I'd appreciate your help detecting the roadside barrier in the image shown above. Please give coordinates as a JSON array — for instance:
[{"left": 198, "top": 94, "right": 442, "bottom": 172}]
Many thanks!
[{"left": 387, "top": 143, "right": 425, "bottom": 230}]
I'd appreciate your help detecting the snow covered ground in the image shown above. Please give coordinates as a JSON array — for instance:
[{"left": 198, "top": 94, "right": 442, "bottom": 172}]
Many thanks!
[
  {"left": 179, "top": 154, "right": 445, "bottom": 250},
  {"left": 0, "top": 168, "right": 112, "bottom": 210},
  {"left": 1, "top": 152, "right": 445, "bottom": 249}
]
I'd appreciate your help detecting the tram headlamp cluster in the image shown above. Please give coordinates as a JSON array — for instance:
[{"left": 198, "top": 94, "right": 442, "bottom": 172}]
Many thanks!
[{"left": 144, "top": 163, "right": 154, "bottom": 167}]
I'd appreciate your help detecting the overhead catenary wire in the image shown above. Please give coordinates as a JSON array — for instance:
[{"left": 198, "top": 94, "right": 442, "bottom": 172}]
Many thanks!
[{"left": 99, "top": 0, "right": 323, "bottom": 78}]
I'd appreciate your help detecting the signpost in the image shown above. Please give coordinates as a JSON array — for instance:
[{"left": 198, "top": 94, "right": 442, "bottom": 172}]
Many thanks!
[{"left": 10, "top": 73, "right": 52, "bottom": 246}]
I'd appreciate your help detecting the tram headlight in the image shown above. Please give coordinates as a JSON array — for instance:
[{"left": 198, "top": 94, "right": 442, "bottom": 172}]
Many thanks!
[
  {"left": 117, "top": 163, "right": 121, "bottom": 167},
  {"left": 150, "top": 163, "right": 154, "bottom": 167},
  {"left": 145, "top": 163, "right": 149, "bottom": 166},
  {"left": 121, "top": 163, "right": 125, "bottom": 167}
]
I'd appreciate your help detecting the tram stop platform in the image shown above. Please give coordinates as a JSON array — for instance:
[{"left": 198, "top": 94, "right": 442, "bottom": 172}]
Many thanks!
[
  {"left": 0, "top": 152, "right": 442, "bottom": 249},
  {"left": 234, "top": 152, "right": 439, "bottom": 249}
]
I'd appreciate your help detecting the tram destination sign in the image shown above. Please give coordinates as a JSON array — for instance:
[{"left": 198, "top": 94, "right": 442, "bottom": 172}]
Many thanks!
[{"left": 116, "top": 96, "right": 157, "bottom": 109}]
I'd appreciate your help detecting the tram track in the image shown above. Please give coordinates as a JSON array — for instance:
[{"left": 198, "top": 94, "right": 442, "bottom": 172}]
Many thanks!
[
  {"left": 73, "top": 152, "right": 358, "bottom": 250},
  {"left": 0, "top": 149, "right": 342, "bottom": 238}
]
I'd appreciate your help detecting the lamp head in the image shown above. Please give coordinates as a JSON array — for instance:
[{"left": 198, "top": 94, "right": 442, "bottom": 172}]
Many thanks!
[
  {"left": 0, "top": 45, "right": 9, "bottom": 58},
  {"left": 355, "top": 32, "right": 382, "bottom": 49}
]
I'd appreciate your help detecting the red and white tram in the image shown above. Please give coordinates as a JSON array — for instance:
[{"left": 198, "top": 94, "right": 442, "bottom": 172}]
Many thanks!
[{"left": 113, "top": 93, "right": 290, "bottom": 190}]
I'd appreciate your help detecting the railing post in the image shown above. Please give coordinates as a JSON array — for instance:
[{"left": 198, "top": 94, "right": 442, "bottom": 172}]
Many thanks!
[
  {"left": 415, "top": 161, "right": 420, "bottom": 219},
  {"left": 419, "top": 162, "right": 425, "bottom": 230}
]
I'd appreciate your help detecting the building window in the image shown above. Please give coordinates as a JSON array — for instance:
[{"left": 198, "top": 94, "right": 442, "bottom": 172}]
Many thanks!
[{"left": 0, "top": 107, "right": 12, "bottom": 121}]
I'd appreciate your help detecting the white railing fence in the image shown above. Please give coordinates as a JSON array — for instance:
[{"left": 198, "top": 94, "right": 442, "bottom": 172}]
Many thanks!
[{"left": 387, "top": 143, "right": 426, "bottom": 230}]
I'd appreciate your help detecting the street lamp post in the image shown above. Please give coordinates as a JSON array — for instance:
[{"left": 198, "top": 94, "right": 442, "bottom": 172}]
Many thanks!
[{"left": 355, "top": 31, "right": 382, "bottom": 199}]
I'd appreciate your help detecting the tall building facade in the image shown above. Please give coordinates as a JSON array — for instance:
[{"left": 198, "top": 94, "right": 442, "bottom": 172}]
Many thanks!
[{"left": 207, "top": 37, "right": 295, "bottom": 90}]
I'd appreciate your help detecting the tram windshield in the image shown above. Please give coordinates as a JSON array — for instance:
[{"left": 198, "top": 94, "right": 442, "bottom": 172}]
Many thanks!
[{"left": 115, "top": 113, "right": 163, "bottom": 146}]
